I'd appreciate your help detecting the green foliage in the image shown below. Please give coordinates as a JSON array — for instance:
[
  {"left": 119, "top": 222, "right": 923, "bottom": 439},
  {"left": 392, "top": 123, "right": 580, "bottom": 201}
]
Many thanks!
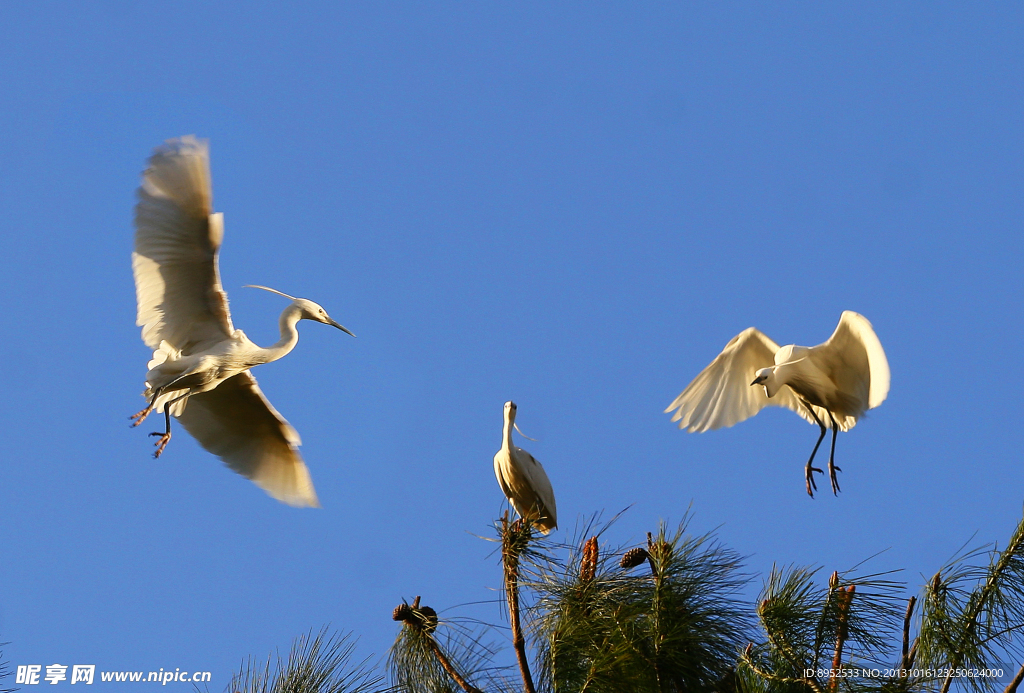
[
  {"left": 738, "top": 565, "right": 907, "bottom": 693},
  {"left": 232, "top": 513, "right": 1024, "bottom": 693},
  {"left": 737, "top": 515, "right": 1024, "bottom": 693},
  {"left": 229, "top": 627, "right": 383, "bottom": 693},
  {"left": 917, "top": 517, "right": 1024, "bottom": 693},
  {"left": 525, "top": 516, "right": 752, "bottom": 693},
  {"left": 389, "top": 620, "right": 462, "bottom": 693},
  {"left": 388, "top": 600, "right": 501, "bottom": 693},
  {"left": 0, "top": 641, "right": 13, "bottom": 693}
]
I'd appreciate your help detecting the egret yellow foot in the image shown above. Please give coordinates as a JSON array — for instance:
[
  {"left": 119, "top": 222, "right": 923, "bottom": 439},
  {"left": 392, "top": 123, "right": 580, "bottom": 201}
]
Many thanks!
[
  {"left": 129, "top": 404, "right": 154, "bottom": 427},
  {"left": 149, "top": 431, "right": 171, "bottom": 458},
  {"left": 829, "top": 462, "right": 842, "bottom": 495},
  {"left": 805, "top": 462, "right": 822, "bottom": 497}
]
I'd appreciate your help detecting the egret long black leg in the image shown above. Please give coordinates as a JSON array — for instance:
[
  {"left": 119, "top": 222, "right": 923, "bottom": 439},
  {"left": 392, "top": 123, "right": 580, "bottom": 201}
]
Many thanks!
[
  {"left": 149, "top": 391, "right": 190, "bottom": 458},
  {"left": 802, "top": 401, "right": 827, "bottom": 498},
  {"left": 129, "top": 386, "right": 164, "bottom": 427},
  {"left": 131, "top": 368, "right": 194, "bottom": 427},
  {"left": 827, "top": 411, "right": 841, "bottom": 495}
]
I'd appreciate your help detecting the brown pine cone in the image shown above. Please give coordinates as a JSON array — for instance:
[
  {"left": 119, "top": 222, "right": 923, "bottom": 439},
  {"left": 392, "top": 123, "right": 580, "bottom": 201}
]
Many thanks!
[
  {"left": 580, "top": 536, "right": 599, "bottom": 582},
  {"left": 620, "top": 547, "right": 649, "bottom": 569},
  {"left": 393, "top": 603, "right": 413, "bottom": 622},
  {"left": 417, "top": 605, "right": 438, "bottom": 633}
]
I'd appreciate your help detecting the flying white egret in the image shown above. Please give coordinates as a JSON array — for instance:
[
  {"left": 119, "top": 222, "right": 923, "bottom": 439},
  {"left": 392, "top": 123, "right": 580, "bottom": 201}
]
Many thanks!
[
  {"left": 129, "top": 136, "right": 354, "bottom": 508},
  {"left": 665, "top": 311, "right": 889, "bottom": 497},
  {"left": 493, "top": 401, "right": 558, "bottom": 533}
]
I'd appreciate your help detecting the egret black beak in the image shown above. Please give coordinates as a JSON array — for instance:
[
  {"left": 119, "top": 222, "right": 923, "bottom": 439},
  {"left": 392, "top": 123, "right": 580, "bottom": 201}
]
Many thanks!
[
  {"left": 327, "top": 318, "right": 356, "bottom": 337},
  {"left": 750, "top": 378, "right": 760, "bottom": 386}
]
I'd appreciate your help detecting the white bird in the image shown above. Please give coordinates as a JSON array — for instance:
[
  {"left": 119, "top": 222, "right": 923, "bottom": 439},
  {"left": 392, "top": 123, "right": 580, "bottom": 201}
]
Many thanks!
[
  {"left": 129, "top": 136, "right": 355, "bottom": 508},
  {"left": 493, "top": 401, "right": 558, "bottom": 533},
  {"left": 665, "top": 311, "right": 889, "bottom": 497}
]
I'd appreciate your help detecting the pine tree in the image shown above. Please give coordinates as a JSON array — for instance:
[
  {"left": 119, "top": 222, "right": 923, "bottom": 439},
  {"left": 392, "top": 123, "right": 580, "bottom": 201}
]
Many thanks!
[{"left": 225, "top": 513, "right": 1024, "bottom": 693}]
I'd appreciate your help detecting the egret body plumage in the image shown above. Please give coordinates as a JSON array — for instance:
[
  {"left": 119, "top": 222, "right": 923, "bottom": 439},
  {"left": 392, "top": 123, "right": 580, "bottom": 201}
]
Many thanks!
[
  {"left": 665, "top": 311, "right": 889, "bottom": 496},
  {"left": 493, "top": 401, "right": 558, "bottom": 533},
  {"left": 130, "top": 136, "right": 354, "bottom": 507}
]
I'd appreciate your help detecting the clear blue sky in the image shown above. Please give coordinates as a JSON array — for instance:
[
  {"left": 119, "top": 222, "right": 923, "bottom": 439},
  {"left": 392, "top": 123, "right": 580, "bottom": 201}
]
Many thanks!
[{"left": 1, "top": 2, "right": 1022, "bottom": 689}]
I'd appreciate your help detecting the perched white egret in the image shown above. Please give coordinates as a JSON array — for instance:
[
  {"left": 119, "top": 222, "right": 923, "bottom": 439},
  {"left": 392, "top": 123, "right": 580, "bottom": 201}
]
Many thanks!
[
  {"left": 493, "top": 401, "right": 558, "bottom": 533},
  {"left": 665, "top": 311, "right": 889, "bottom": 497},
  {"left": 130, "top": 136, "right": 354, "bottom": 508}
]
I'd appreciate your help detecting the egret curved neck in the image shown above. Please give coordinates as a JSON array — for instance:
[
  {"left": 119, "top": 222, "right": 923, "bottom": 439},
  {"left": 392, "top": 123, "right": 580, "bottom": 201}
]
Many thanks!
[
  {"left": 762, "top": 367, "right": 785, "bottom": 399},
  {"left": 502, "top": 415, "right": 515, "bottom": 451},
  {"left": 255, "top": 304, "right": 303, "bottom": 364}
]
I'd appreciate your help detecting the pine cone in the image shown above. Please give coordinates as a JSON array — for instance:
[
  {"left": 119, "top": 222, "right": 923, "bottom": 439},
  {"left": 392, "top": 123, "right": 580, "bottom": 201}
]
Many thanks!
[
  {"left": 393, "top": 603, "right": 413, "bottom": 622},
  {"left": 647, "top": 540, "right": 671, "bottom": 561},
  {"left": 417, "top": 605, "right": 438, "bottom": 634},
  {"left": 580, "top": 536, "right": 599, "bottom": 582},
  {"left": 620, "top": 547, "right": 649, "bottom": 569}
]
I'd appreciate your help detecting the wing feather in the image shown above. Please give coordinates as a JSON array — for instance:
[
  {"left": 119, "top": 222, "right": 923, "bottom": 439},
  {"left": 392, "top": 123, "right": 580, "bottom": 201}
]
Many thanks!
[
  {"left": 516, "top": 448, "right": 557, "bottom": 533},
  {"left": 176, "top": 372, "right": 320, "bottom": 508},
  {"left": 665, "top": 327, "right": 846, "bottom": 431},
  {"left": 133, "top": 136, "right": 234, "bottom": 354},
  {"left": 666, "top": 328, "right": 780, "bottom": 432},
  {"left": 813, "top": 311, "right": 891, "bottom": 412}
]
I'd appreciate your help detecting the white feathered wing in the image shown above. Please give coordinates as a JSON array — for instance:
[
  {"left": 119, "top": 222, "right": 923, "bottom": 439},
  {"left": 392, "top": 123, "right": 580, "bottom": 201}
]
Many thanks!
[{"left": 665, "top": 327, "right": 843, "bottom": 432}]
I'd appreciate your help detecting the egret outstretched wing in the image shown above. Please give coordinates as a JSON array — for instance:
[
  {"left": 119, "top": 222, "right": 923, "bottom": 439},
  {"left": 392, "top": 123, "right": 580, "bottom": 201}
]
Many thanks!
[
  {"left": 176, "top": 371, "right": 319, "bottom": 508},
  {"left": 665, "top": 327, "right": 840, "bottom": 432},
  {"left": 814, "top": 311, "right": 891, "bottom": 411},
  {"left": 133, "top": 136, "right": 234, "bottom": 354}
]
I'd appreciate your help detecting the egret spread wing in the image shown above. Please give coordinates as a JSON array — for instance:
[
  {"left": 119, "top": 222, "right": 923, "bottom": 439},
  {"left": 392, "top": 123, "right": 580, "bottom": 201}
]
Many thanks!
[
  {"left": 133, "top": 136, "right": 234, "bottom": 354},
  {"left": 176, "top": 371, "right": 320, "bottom": 508},
  {"left": 666, "top": 328, "right": 844, "bottom": 432},
  {"left": 665, "top": 328, "right": 782, "bottom": 431},
  {"left": 814, "top": 311, "right": 891, "bottom": 412}
]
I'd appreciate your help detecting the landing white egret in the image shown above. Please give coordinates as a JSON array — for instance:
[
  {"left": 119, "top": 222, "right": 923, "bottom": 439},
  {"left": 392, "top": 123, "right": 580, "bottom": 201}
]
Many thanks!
[
  {"left": 493, "top": 401, "right": 558, "bottom": 533},
  {"left": 130, "top": 136, "right": 354, "bottom": 508},
  {"left": 665, "top": 311, "right": 889, "bottom": 497}
]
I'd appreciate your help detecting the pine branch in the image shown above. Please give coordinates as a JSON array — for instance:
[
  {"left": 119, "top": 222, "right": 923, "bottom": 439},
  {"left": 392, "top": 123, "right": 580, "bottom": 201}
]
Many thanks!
[
  {"left": 228, "top": 627, "right": 382, "bottom": 693},
  {"left": 938, "top": 520, "right": 1024, "bottom": 693},
  {"left": 0, "top": 642, "right": 13, "bottom": 693},
  {"left": 526, "top": 514, "right": 750, "bottom": 692},
  {"left": 423, "top": 634, "right": 483, "bottom": 693},
  {"left": 829, "top": 586, "right": 855, "bottom": 693},
  {"left": 902, "top": 596, "right": 917, "bottom": 673},
  {"left": 1004, "top": 663, "right": 1024, "bottom": 693},
  {"left": 502, "top": 515, "right": 537, "bottom": 693},
  {"left": 739, "top": 645, "right": 823, "bottom": 693},
  {"left": 390, "top": 596, "right": 484, "bottom": 693}
]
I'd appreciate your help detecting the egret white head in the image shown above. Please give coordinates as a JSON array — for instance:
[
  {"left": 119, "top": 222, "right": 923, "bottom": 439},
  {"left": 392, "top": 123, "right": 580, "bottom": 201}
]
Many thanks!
[
  {"left": 750, "top": 367, "right": 773, "bottom": 387},
  {"left": 751, "top": 366, "right": 783, "bottom": 398},
  {"left": 245, "top": 285, "right": 356, "bottom": 337},
  {"left": 502, "top": 401, "right": 537, "bottom": 440}
]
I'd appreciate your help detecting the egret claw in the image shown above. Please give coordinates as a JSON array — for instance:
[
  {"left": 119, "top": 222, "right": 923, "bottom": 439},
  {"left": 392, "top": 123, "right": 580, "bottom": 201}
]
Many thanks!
[
  {"left": 129, "top": 406, "right": 154, "bottom": 427},
  {"left": 149, "top": 431, "right": 171, "bottom": 458},
  {"left": 829, "top": 462, "right": 842, "bottom": 495},
  {"left": 805, "top": 465, "right": 823, "bottom": 497}
]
